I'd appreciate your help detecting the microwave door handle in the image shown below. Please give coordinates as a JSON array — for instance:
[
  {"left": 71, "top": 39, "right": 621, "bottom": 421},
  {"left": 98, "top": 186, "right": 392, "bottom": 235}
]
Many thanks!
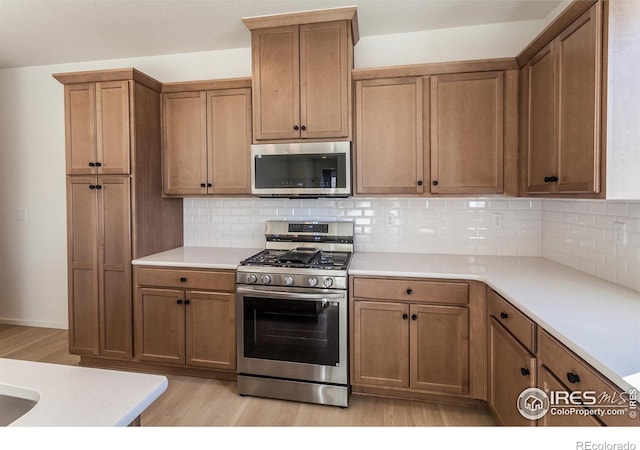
[{"left": 236, "top": 287, "right": 345, "bottom": 302}]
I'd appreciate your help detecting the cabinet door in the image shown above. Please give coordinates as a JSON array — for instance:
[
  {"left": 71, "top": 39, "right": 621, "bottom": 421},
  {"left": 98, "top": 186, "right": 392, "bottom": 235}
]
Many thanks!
[
  {"left": 207, "top": 88, "right": 252, "bottom": 194},
  {"left": 185, "top": 291, "right": 236, "bottom": 370},
  {"left": 96, "top": 81, "right": 130, "bottom": 175},
  {"left": 66, "top": 177, "right": 99, "bottom": 355},
  {"left": 98, "top": 177, "right": 132, "bottom": 358},
  {"left": 300, "top": 21, "right": 350, "bottom": 139},
  {"left": 252, "top": 25, "right": 301, "bottom": 141},
  {"left": 352, "top": 301, "right": 409, "bottom": 387},
  {"left": 526, "top": 43, "right": 557, "bottom": 194},
  {"left": 430, "top": 72, "right": 504, "bottom": 194},
  {"left": 489, "top": 318, "right": 537, "bottom": 426},
  {"left": 136, "top": 288, "right": 186, "bottom": 364},
  {"left": 355, "top": 77, "right": 424, "bottom": 194},
  {"left": 538, "top": 366, "right": 602, "bottom": 426},
  {"left": 556, "top": 4, "right": 602, "bottom": 193},
  {"left": 410, "top": 304, "right": 469, "bottom": 394},
  {"left": 64, "top": 84, "right": 96, "bottom": 175},
  {"left": 162, "top": 91, "right": 207, "bottom": 195}
]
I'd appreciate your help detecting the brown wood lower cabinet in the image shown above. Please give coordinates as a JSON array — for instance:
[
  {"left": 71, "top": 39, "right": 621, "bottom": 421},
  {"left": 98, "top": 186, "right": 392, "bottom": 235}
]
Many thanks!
[
  {"left": 488, "top": 317, "right": 537, "bottom": 426},
  {"left": 350, "top": 276, "right": 482, "bottom": 401},
  {"left": 134, "top": 267, "right": 236, "bottom": 372}
]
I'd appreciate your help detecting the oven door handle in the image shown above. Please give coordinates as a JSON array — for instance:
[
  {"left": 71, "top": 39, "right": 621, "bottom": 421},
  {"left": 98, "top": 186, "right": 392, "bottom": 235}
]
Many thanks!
[{"left": 236, "top": 286, "right": 346, "bottom": 302}]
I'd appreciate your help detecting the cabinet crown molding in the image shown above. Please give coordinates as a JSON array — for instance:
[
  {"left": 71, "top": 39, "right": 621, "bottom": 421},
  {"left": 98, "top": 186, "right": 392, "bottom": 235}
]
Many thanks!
[
  {"left": 52, "top": 68, "right": 162, "bottom": 92},
  {"left": 242, "top": 6, "right": 359, "bottom": 44}
]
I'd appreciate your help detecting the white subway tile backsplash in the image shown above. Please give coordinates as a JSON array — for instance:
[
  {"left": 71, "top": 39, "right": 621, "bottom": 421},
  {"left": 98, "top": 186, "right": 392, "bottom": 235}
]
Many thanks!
[
  {"left": 184, "top": 197, "right": 543, "bottom": 256},
  {"left": 543, "top": 199, "right": 640, "bottom": 293}
]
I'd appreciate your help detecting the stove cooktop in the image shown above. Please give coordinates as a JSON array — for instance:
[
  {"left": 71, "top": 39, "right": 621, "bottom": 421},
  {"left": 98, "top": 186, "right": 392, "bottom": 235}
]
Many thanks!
[{"left": 240, "top": 248, "right": 352, "bottom": 271}]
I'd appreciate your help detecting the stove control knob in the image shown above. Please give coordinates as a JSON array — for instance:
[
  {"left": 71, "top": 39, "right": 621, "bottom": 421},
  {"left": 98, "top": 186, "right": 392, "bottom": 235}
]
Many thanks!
[
  {"left": 284, "top": 276, "right": 295, "bottom": 286},
  {"left": 247, "top": 274, "right": 258, "bottom": 284},
  {"left": 308, "top": 277, "right": 318, "bottom": 287},
  {"left": 323, "top": 278, "right": 334, "bottom": 288},
  {"left": 261, "top": 275, "right": 271, "bottom": 284}
]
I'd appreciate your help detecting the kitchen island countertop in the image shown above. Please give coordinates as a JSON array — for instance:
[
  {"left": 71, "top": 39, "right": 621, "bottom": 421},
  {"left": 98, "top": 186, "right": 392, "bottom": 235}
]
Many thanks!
[{"left": 1, "top": 358, "right": 167, "bottom": 426}]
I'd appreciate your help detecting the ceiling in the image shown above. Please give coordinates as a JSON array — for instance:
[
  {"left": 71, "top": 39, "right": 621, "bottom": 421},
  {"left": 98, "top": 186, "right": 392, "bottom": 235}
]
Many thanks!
[{"left": 0, "top": 0, "right": 564, "bottom": 69}]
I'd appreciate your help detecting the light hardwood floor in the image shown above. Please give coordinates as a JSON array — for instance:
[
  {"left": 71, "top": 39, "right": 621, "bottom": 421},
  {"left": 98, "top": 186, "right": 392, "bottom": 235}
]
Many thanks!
[{"left": 0, "top": 324, "right": 497, "bottom": 427}]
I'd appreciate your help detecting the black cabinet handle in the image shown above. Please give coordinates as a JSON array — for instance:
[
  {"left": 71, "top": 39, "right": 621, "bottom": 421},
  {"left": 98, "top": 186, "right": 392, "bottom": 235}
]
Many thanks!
[
  {"left": 521, "top": 367, "right": 530, "bottom": 376},
  {"left": 411, "top": 314, "right": 418, "bottom": 321},
  {"left": 500, "top": 312, "right": 509, "bottom": 319},
  {"left": 95, "top": 185, "right": 102, "bottom": 189},
  {"left": 207, "top": 183, "right": 212, "bottom": 188},
  {"left": 432, "top": 180, "right": 439, "bottom": 186},
  {"left": 301, "top": 125, "right": 306, "bottom": 130},
  {"left": 89, "top": 185, "right": 96, "bottom": 190},
  {"left": 293, "top": 125, "right": 299, "bottom": 130},
  {"left": 184, "top": 299, "right": 191, "bottom": 305},
  {"left": 200, "top": 183, "right": 206, "bottom": 188},
  {"left": 95, "top": 162, "right": 102, "bottom": 167},
  {"left": 176, "top": 299, "right": 183, "bottom": 305},
  {"left": 544, "top": 176, "right": 559, "bottom": 183},
  {"left": 567, "top": 372, "right": 581, "bottom": 384},
  {"left": 88, "top": 162, "right": 95, "bottom": 167},
  {"left": 180, "top": 277, "right": 187, "bottom": 282},
  {"left": 406, "top": 288, "right": 413, "bottom": 295},
  {"left": 402, "top": 313, "right": 408, "bottom": 320},
  {"left": 417, "top": 180, "right": 423, "bottom": 186}
]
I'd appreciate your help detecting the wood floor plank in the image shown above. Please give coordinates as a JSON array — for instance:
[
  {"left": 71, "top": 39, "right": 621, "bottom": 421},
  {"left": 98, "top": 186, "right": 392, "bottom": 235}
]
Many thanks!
[{"left": 0, "top": 325, "right": 497, "bottom": 427}]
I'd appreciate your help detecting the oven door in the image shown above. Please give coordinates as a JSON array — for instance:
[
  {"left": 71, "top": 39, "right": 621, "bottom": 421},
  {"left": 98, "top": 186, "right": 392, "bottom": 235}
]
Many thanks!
[{"left": 236, "top": 285, "right": 348, "bottom": 385}]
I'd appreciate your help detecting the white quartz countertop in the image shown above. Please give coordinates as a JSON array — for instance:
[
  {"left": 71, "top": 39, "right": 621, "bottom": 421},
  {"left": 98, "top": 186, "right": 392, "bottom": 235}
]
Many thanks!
[
  {"left": 131, "top": 246, "right": 261, "bottom": 269},
  {"left": 350, "top": 252, "right": 640, "bottom": 393},
  {"left": 1, "top": 358, "right": 167, "bottom": 426}
]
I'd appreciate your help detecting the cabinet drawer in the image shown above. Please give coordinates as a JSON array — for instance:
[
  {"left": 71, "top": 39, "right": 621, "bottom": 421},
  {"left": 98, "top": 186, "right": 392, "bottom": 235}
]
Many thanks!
[
  {"left": 135, "top": 267, "right": 235, "bottom": 292},
  {"left": 538, "top": 330, "right": 638, "bottom": 427},
  {"left": 352, "top": 277, "right": 468, "bottom": 305},
  {"left": 487, "top": 289, "right": 536, "bottom": 353}
]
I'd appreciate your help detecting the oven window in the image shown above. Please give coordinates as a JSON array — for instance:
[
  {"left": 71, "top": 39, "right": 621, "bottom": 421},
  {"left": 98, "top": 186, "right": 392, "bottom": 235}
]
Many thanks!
[
  {"left": 254, "top": 153, "right": 347, "bottom": 190},
  {"left": 242, "top": 297, "right": 340, "bottom": 366}
]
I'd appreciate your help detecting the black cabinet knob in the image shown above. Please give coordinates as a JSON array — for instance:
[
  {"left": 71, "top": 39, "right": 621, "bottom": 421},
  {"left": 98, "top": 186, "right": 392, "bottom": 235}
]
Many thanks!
[
  {"left": 544, "top": 176, "right": 559, "bottom": 183},
  {"left": 500, "top": 312, "right": 509, "bottom": 319},
  {"left": 521, "top": 367, "right": 530, "bottom": 376},
  {"left": 176, "top": 299, "right": 183, "bottom": 305},
  {"left": 88, "top": 162, "right": 95, "bottom": 167},
  {"left": 184, "top": 299, "right": 191, "bottom": 305},
  {"left": 406, "top": 288, "right": 413, "bottom": 295},
  {"left": 417, "top": 180, "right": 423, "bottom": 186},
  {"left": 200, "top": 183, "right": 206, "bottom": 188},
  {"left": 411, "top": 314, "right": 418, "bottom": 321},
  {"left": 207, "top": 183, "right": 212, "bottom": 188},
  {"left": 95, "top": 185, "right": 102, "bottom": 189},
  {"left": 432, "top": 180, "right": 439, "bottom": 186},
  {"left": 89, "top": 185, "right": 95, "bottom": 190},
  {"left": 293, "top": 125, "right": 299, "bottom": 130},
  {"left": 567, "top": 372, "right": 581, "bottom": 384},
  {"left": 95, "top": 162, "right": 102, "bottom": 167},
  {"left": 180, "top": 277, "right": 187, "bottom": 282},
  {"left": 301, "top": 125, "right": 306, "bottom": 131},
  {"left": 402, "top": 313, "right": 408, "bottom": 320}
]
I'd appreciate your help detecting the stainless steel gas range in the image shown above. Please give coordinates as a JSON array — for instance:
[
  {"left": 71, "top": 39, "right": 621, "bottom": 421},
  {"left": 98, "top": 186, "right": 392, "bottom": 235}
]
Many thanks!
[{"left": 235, "top": 220, "right": 354, "bottom": 407}]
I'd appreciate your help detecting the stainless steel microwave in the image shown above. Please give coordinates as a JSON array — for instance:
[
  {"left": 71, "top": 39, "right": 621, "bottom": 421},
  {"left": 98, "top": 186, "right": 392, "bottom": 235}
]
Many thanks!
[{"left": 251, "top": 142, "right": 352, "bottom": 198}]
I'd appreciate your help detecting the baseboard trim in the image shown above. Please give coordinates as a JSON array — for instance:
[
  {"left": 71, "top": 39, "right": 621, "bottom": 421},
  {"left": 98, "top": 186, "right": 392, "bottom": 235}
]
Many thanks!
[{"left": 0, "top": 317, "right": 67, "bottom": 330}]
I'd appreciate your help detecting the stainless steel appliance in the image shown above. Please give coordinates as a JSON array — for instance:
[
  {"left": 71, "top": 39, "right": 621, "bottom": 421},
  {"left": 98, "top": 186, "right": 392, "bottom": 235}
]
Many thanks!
[
  {"left": 236, "top": 220, "right": 354, "bottom": 407},
  {"left": 251, "top": 141, "right": 351, "bottom": 198}
]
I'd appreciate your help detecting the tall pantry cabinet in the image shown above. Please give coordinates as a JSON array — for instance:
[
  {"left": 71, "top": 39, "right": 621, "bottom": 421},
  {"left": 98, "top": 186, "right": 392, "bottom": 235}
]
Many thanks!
[{"left": 53, "top": 69, "right": 183, "bottom": 359}]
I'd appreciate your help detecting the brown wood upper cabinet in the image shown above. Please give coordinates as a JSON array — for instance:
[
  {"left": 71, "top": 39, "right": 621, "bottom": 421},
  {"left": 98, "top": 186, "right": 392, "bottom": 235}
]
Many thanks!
[
  {"left": 354, "top": 64, "right": 517, "bottom": 196},
  {"left": 245, "top": 8, "right": 357, "bottom": 142},
  {"left": 521, "top": 2, "right": 603, "bottom": 195},
  {"left": 62, "top": 81, "right": 130, "bottom": 175},
  {"left": 161, "top": 84, "right": 252, "bottom": 196}
]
